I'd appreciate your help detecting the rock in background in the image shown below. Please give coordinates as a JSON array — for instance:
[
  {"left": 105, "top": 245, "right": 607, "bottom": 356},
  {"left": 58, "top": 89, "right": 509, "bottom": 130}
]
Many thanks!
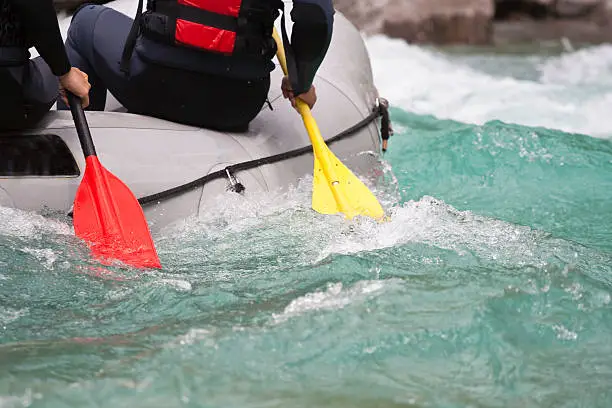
[
  {"left": 334, "top": 0, "right": 494, "bottom": 45},
  {"left": 383, "top": 0, "right": 494, "bottom": 45},
  {"left": 493, "top": 0, "right": 612, "bottom": 44},
  {"left": 554, "top": 0, "right": 602, "bottom": 19},
  {"left": 334, "top": 0, "right": 612, "bottom": 45}
]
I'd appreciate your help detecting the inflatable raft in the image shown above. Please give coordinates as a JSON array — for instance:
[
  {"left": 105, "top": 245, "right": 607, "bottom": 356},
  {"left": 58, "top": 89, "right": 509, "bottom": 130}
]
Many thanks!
[{"left": 0, "top": 2, "right": 390, "bottom": 231}]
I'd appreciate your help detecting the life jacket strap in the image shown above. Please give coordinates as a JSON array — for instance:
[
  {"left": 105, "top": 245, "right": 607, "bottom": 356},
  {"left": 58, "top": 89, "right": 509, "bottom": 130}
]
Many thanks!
[
  {"left": 280, "top": 8, "right": 300, "bottom": 93},
  {"left": 120, "top": 0, "right": 145, "bottom": 75}
]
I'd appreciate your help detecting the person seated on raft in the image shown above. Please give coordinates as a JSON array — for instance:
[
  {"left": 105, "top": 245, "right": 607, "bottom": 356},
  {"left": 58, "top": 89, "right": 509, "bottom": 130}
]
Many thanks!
[
  {"left": 0, "top": 0, "right": 90, "bottom": 131},
  {"left": 58, "top": 0, "right": 334, "bottom": 132}
]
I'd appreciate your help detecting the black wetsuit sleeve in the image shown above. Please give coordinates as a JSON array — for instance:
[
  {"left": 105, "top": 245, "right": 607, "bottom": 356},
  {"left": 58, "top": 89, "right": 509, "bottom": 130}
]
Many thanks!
[
  {"left": 8, "top": 0, "right": 71, "bottom": 76},
  {"left": 286, "top": 0, "right": 334, "bottom": 95}
]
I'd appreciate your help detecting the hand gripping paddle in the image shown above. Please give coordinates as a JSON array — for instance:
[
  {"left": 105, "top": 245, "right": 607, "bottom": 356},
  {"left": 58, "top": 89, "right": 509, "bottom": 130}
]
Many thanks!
[{"left": 272, "top": 29, "right": 385, "bottom": 220}]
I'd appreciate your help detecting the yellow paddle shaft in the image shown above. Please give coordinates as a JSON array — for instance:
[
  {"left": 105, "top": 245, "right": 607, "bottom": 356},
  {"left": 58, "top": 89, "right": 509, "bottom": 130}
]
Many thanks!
[{"left": 271, "top": 28, "right": 355, "bottom": 216}]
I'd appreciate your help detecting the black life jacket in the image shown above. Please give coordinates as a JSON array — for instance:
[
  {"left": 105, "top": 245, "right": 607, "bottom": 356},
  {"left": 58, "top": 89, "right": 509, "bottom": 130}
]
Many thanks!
[
  {"left": 121, "top": 0, "right": 281, "bottom": 74},
  {"left": 0, "top": 0, "right": 29, "bottom": 66}
]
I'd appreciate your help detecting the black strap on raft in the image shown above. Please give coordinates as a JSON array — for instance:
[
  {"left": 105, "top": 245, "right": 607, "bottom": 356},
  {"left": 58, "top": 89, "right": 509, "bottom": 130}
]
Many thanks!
[
  {"left": 136, "top": 100, "right": 391, "bottom": 207},
  {"left": 379, "top": 97, "right": 393, "bottom": 153}
]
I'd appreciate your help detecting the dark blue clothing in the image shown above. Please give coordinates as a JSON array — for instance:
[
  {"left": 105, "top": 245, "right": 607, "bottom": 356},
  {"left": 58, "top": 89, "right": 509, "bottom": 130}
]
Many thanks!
[
  {"left": 62, "top": 0, "right": 333, "bottom": 130},
  {"left": 0, "top": 56, "right": 58, "bottom": 130},
  {"left": 62, "top": 5, "right": 270, "bottom": 131},
  {"left": 285, "top": 0, "right": 335, "bottom": 94},
  {"left": 0, "top": 0, "right": 70, "bottom": 130},
  {"left": 1, "top": 0, "right": 70, "bottom": 75}
]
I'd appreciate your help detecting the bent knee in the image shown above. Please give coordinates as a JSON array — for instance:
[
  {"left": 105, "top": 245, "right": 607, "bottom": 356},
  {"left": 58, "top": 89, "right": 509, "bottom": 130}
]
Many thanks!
[{"left": 67, "top": 5, "right": 110, "bottom": 50}]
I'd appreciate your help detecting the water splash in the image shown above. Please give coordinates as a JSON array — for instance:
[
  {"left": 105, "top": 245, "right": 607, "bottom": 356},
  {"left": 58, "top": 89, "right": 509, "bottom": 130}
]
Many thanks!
[
  {"left": 366, "top": 35, "right": 612, "bottom": 138},
  {"left": 0, "top": 207, "right": 71, "bottom": 238},
  {"left": 272, "top": 280, "right": 388, "bottom": 324},
  {"left": 539, "top": 45, "right": 612, "bottom": 86}
]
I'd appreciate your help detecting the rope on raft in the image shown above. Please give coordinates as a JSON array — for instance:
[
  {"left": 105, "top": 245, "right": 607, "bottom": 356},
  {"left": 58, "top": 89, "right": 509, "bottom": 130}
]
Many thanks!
[{"left": 135, "top": 97, "right": 392, "bottom": 206}]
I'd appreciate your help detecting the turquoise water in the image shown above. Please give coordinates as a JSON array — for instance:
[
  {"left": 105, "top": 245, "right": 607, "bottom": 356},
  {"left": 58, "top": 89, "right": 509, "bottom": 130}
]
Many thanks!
[{"left": 2, "top": 41, "right": 612, "bottom": 407}]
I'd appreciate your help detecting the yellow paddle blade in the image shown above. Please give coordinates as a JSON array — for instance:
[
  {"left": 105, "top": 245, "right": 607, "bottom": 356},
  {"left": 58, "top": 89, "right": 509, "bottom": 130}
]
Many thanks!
[
  {"left": 312, "top": 144, "right": 385, "bottom": 220},
  {"left": 312, "top": 154, "right": 337, "bottom": 214},
  {"left": 272, "top": 27, "right": 385, "bottom": 220},
  {"left": 300, "top": 101, "right": 385, "bottom": 220}
]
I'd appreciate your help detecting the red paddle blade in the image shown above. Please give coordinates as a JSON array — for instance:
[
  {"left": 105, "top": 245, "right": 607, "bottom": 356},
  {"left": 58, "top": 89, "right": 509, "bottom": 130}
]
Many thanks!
[{"left": 73, "top": 156, "right": 162, "bottom": 269}]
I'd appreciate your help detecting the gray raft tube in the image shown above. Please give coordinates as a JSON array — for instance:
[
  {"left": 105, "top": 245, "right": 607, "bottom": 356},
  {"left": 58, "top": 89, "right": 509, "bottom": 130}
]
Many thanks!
[{"left": 0, "top": 7, "right": 389, "bottom": 231}]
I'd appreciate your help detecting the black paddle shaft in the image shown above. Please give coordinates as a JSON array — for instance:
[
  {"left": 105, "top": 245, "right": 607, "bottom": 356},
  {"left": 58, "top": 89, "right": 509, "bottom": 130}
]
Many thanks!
[{"left": 67, "top": 92, "right": 97, "bottom": 158}]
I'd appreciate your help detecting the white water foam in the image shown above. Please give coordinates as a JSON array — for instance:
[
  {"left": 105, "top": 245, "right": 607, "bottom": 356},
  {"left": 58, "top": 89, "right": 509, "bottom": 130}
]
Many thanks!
[
  {"left": 0, "top": 307, "right": 28, "bottom": 326},
  {"left": 539, "top": 45, "right": 612, "bottom": 86},
  {"left": 272, "top": 280, "right": 388, "bottom": 324},
  {"left": 0, "top": 207, "right": 72, "bottom": 238},
  {"left": 156, "top": 279, "right": 193, "bottom": 292},
  {"left": 315, "top": 195, "right": 562, "bottom": 268},
  {"left": 366, "top": 35, "right": 612, "bottom": 138},
  {"left": 156, "top": 174, "right": 579, "bottom": 278},
  {"left": 0, "top": 390, "right": 41, "bottom": 408},
  {"left": 19, "top": 248, "right": 57, "bottom": 270},
  {"left": 149, "top": 185, "right": 590, "bottom": 325},
  {"left": 552, "top": 324, "right": 578, "bottom": 341}
]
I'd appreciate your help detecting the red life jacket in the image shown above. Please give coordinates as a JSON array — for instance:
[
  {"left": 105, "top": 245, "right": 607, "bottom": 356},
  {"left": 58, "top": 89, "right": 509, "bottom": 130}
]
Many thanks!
[
  {"left": 152, "top": 0, "right": 248, "bottom": 54},
  {"left": 121, "top": 0, "right": 280, "bottom": 74},
  {"left": 121, "top": 0, "right": 281, "bottom": 75}
]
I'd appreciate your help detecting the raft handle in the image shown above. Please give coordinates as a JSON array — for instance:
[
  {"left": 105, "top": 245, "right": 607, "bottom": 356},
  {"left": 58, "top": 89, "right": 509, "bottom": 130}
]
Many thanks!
[{"left": 225, "top": 168, "right": 245, "bottom": 194}]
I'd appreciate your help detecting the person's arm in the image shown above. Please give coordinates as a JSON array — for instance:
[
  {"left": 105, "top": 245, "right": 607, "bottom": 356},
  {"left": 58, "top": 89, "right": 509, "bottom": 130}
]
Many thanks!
[
  {"left": 8, "top": 0, "right": 71, "bottom": 76},
  {"left": 285, "top": 0, "right": 334, "bottom": 96},
  {"left": 8, "top": 0, "right": 91, "bottom": 106}
]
